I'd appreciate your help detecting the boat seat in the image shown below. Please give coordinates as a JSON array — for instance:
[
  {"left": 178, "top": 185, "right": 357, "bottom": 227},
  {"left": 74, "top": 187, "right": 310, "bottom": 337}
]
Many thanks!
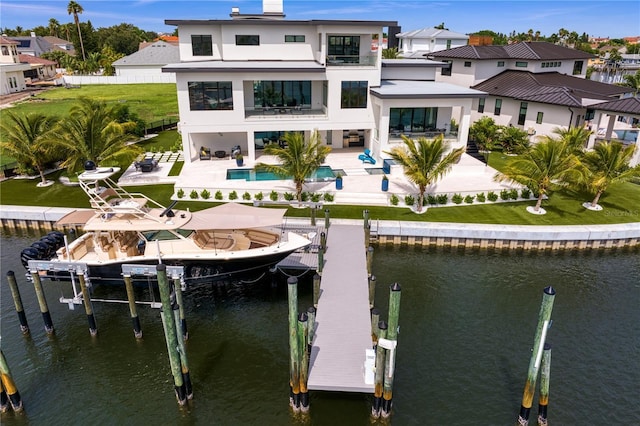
[
  {"left": 193, "top": 231, "right": 234, "bottom": 250},
  {"left": 246, "top": 230, "right": 279, "bottom": 246}
]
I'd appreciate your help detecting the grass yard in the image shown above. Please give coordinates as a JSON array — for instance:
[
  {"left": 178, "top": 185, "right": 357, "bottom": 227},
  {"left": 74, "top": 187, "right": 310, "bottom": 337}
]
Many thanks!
[{"left": 5, "top": 84, "right": 178, "bottom": 124}]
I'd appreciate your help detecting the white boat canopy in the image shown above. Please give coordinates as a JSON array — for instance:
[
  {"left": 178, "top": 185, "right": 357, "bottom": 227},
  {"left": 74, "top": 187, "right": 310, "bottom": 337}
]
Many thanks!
[{"left": 183, "top": 203, "right": 287, "bottom": 230}]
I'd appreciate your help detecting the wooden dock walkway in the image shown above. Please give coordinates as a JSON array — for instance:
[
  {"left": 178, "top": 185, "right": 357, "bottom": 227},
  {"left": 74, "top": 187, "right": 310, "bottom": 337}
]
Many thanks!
[{"left": 307, "top": 224, "right": 374, "bottom": 393}]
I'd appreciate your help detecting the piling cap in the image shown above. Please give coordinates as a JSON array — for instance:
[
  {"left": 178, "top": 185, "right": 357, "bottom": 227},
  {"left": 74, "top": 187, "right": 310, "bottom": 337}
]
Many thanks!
[
  {"left": 544, "top": 286, "right": 556, "bottom": 296},
  {"left": 156, "top": 264, "right": 166, "bottom": 272},
  {"left": 287, "top": 277, "right": 298, "bottom": 285},
  {"left": 371, "top": 307, "right": 380, "bottom": 315},
  {"left": 378, "top": 320, "right": 388, "bottom": 330},
  {"left": 298, "top": 312, "right": 308, "bottom": 322},
  {"left": 307, "top": 306, "right": 316, "bottom": 314},
  {"left": 390, "top": 282, "right": 401, "bottom": 291},
  {"left": 7, "top": 270, "right": 15, "bottom": 277}
]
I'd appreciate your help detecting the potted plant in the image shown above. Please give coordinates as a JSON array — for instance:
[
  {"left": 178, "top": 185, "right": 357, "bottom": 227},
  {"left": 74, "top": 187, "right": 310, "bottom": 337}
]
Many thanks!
[
  {"left": 235, "top": 153, "right": 244, "bottom": 167},
  {"left": 381, "top": 174, "right": 389, "bottom": 192},
  {"left": 335, "top": 173, "right": 343, "bottom": 190}
]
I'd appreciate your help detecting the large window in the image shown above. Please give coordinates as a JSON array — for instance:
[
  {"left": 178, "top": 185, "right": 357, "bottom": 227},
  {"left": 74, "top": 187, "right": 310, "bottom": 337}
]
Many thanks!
[
  {"left": 478, "top": 98, "right": 485, "bottom": 113},
  {"left": 515, "top": 61, "right": 528, "bottom": 68},
  {"left": 254, "top": 81, "right": 311, "bottom": 108},
  {"left": 328, "top": 35, "right": 360, "bottom": 63},
  {"left": 341, "top": 81, "right": 367, "bottom": 108},
  {"left": 494, "top": 99, "right": 502, "bottom": 116},
  {"left": 236, "top": 35, "right": 260, "bottom": 46},
  {"left": 441, "top": 60, "right": 452, "bottom": 76},
  {"left": 389, "top": 108, "right": 438, "bottom": 133},
  {"left": 188, "top": 82, "right": 233, "bottom": 110},
  {"left": 191, "top": 35, "right": 212, "bottom": 56},
  {"left": 518, "top": 102, "right": 528, "bottom": 125},
  {"left": 285, "top": 35, "right": 305, "bottom": 43},
  {"left": 573, "top": 60, "right": 584, "bottom": 75},
  {"left": 536, "top": 112, "right": 544, "bottom": 124}
]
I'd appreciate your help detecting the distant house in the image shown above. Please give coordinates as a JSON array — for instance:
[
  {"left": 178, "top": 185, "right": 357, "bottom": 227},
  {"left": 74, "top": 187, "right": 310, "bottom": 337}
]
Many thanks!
[
  {"left": 42, "top": 36, "right": 76, "bottom": 56},
  {"left": 0, "top": 36, "right": 30, "bottom": 95},
  {"left": 396, "top": 27, "right": 469, "bottom": 58},
  {"left": 113, "top": 40, "right": 179, "bottom": 77},
  {"left": 19, "top": 54, "right": 57, "bottom": 82},
  {"left": 6, "top": 33, "right": 52, "bottom": 57},
  {"left": 588, "top": 97, "right": 640, "bottom": 166}
]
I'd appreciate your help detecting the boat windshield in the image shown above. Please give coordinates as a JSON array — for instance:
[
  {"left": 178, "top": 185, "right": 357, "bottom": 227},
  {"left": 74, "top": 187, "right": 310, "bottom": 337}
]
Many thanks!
[{"left": 143, "top": 229, "right": 192, "bottom": 241}]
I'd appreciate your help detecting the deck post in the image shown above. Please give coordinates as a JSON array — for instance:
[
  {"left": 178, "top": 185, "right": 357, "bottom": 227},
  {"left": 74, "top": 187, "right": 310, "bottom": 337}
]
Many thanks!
[
  {"left": 0, "top": 350, "right": 23, "bottom": 413},
  {"left": 156, "top": 265, "right": 187, "bottom": 405},
  {"left": 287, "top": 277, "right": 301, "bottom": 411},
  {"left": 77, "top": 271, "right": 97, "bottom": 336},
  {"left": 172, "top": 276, "right": 188, "bottom": 341},
  {"left": 382, "top": 283, "right": 402, "bottom": 418},
  {"left": 368, "top": 275, "right": 376, "bottom": 309},
  {"left": 371, "top": 321, "right": 387, "bottom": 419},
  {"left": 29, "top": 269, "right": 54, "bottom": 334},
  {"left": 517, "top": 286, "right": 555, "bottom": 426},
  {"left": 324, "top": 209, "right": 330, "bottom": 230},
  {"left": 6, "top": 271, "right": 29, "bottom": 334},
  {"left": 371, "top": 307, "right": 380, "bottom": 347},
  {"left": 312, "top": 273, "right": 321, "bottom": 308},
  {"left": 317, "top": 247, "right": 324, "bottom": 275},
  {"left": 537, "top": 343, "right": 552, "bottom": 426},
  {"left": 123, "top": 274, "right": 143, "bottom": 339},
  {"left": 306, "top": 306, "right": 316, "bottom": 353},
  {"left": 298, "top": 312, "right": 310, "bottom": 412}
]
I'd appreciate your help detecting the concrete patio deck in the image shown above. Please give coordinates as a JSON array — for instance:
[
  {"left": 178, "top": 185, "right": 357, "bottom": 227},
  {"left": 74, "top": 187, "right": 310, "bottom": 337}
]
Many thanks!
[{"left": 117, "top": 149, "right": 519, "bottom": 207}]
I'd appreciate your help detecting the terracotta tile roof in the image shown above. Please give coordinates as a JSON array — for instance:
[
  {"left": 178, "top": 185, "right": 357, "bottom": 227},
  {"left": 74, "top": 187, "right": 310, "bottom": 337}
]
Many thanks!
[
  {"left": 430, "top": 42, "right": 595, "bottom": 60},
  {"left": 0, "top": 36, "right": 18, "bottom": 45},
  {"left": 471, "top": 70, "right": 629, "bottom": 107},
  {"left": 19, "top": 54, "right": 57, "bottom": 65},
  {"left": 590, "top": 97, "right": 640, "bottom": 115}
]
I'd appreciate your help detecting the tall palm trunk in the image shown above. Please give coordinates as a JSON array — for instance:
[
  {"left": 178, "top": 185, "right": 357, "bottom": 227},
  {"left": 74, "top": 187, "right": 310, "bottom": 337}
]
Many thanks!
[
  {"left": 74, "top": 14, "right": 86, "bottom": 61},
  {"left": 534, "top": 193, "right": 544, "bottom": 212}
]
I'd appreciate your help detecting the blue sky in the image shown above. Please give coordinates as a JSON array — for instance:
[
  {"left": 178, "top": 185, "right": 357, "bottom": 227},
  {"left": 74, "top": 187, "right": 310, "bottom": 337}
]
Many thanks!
[{"left": 1, "top": 0, "right": 637, "bottom": 39}]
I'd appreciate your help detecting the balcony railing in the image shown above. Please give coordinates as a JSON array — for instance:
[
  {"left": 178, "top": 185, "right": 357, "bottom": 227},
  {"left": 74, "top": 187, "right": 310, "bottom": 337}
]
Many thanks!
[{"left": 326, "top": 55, "right": 377, "bottom": 66}]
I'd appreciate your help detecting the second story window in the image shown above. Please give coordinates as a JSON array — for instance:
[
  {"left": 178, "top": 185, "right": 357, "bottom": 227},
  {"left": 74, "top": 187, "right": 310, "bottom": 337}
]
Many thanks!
[
  {"left": 341, "top": 81, "right": 367, "bottom": 108},
  {"left": 191, "top": 35, "right": 212, "bottom": 56},
  {"left": 478, "top": 98, "right": 485, "bottom": 113},
  {"left": 188, "top": 81, "right": 233, "bottom": 111},
  {"left": 464, "top": 61, "right": 472, "bottom": 67},
  {"left": 285, "top": 35, "right": 305, "bottom": 42},
  {"left": 1, "top": 46, "right": 9, "bottom": 56},
  {"left": 494, "top": 99, "right": 502, "bottom": 116},
  {"left": 515, "top": 61, "right": 528, "bottom": 68},
  {"left": 328, "top": 35, "right": 360, "bottom": 63},
  {"left": 441, "top": 60, "right": 452, "bottom": 76},
  {"left": 236, "top": 35, "right": 260, "bottom": 46},
  {"left": 497, "top": 61, "right": 505, "bottom": 67},
  {"left": 573, "top": 60, "right": 584, "bottom": 75},
  {"left": 518, "top": 102, "right": 528, "bottom": 125}
]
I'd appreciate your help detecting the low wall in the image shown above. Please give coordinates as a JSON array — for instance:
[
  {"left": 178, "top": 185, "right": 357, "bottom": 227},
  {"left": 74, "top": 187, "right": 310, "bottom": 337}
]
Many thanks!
[{"left": 62, "top": 74, "right": 175, "bottom": 85}]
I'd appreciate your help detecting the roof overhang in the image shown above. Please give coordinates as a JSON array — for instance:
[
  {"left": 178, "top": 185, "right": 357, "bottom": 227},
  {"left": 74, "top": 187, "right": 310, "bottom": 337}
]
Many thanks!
[
  {"left": 162, "top": 60, "right": 326, "bottom": 73},
  {"left": 165, "top": 19, "right": 398, "bottom": 27},
  {"left": 371, "top": 80, "right": 487, "bottom": 99}
]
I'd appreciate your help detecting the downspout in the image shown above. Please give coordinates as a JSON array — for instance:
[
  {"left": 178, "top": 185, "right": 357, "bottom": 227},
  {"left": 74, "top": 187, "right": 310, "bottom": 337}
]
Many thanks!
[{"left": 567, "top": 107, "right": 574, "bottom": 129}]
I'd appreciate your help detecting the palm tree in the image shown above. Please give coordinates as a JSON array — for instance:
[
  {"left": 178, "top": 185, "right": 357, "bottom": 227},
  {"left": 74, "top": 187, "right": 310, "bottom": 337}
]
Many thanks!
[
  {"left": 0, "top": 112, "right": 58, "bottom": 186},
  {"left": 51, "top": 97, "right": 141, "bottom": 173},
  {"left": 382, "top": 47, "right": 400, "bottom": 59},
  {"left": 619, "top": 70, "right": 640, "bottom": 95},
  {"left": 580, "top": 141, "right": 639, "bottom": 209},
  {"left": 67, "top": 1, "right": 86, "bottom": 61},
  {"left": 552, "top": 126, "right": 592, "bottom": 154},
  {"left": 48, "top": 18, "right": 60, "bottom": 37},
  {"left": 494, "top": 138, "right": 582, "bottom": 213},
  {"left": 254, "top": 131, "right": 331, "bottom": 202},
  {"left": 385, "top": 135, "right": 464, "bottom": 212}
]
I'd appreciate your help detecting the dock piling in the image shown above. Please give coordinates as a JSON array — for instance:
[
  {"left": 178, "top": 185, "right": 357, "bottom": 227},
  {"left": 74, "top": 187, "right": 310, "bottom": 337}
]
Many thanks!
[
  {"left": 29, "top": 270, "right": 54, "bottom": 334},
  {"left": 312, "top": 273, "right": 320, "bottom": 308},
  {"left": 371, "top": 320, "right": 387, "bottom": 419},
  {"left": 537, "top": 343, "right": 551, "bottom": 426},
  {"left": 310, "top": 206, "right": 316, "bottom": 226},
  {"left": 306, "top": 306, "right": 316, "bottom": 353},
  {"left": 172, "top": 276, "right": 188, "bottom": 341},
  {"left": 6, "top": 271, "right": 29, "bottom": 334},
  {"left": 77, "top": 271, "right": 97, "bottom": 336},
  {"left": 287, "top": 277, "right": 301, "bottom": 411},
  {"left": 0, "top": 350, "right": 23, "bottom": 412},
  {"left": 517, "top": 286, "right": 556, "bottom": 426},
  {"left": 324, "top": 209, "right": 330, "bottom": 230},
  {"left": 382, "top": 283, "right": 402, "bottom": 418},
  {"left": 298, "top": 312, "right": 310, "bottom": 412},
  {"left": 156, "top": 265, "right": 187, "bottom": 405},
  {"left": 366, "top": 246, "right": 374, "bottom": 277},
  {"left": 317, "top": 247, "right": 324, "bottom": 275},
  {"left": 320, "top": 232, "right": 326, "bottom": 252},
  {"left": 370, "top": 307, "right": 380, "bottom": 346},
  {"left": 123, "top": 275, "right": 143, "bottom": 339},
  {"left": 368, "top": 275, "right": 376, "bottom": 309}
]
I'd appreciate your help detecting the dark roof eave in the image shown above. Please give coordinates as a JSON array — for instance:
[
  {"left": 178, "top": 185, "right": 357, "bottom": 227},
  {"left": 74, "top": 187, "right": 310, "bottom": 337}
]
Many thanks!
[
  {"left": 165, "top": 19, "right": 398, "bottom": 27},
  {"left": 370, "top": 92, "right": 488, "bottom": 100}
]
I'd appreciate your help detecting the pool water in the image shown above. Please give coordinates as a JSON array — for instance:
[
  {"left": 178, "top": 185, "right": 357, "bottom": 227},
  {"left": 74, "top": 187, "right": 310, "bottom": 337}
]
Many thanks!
[{"left": 227, "top": 166, "right": 336, "bottom": 181}]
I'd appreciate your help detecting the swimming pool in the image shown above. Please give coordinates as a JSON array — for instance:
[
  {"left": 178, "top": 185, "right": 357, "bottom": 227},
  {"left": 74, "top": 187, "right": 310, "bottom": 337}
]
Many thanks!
[{"left": 226, "top": 166, "right": 337, "bottom": 181}]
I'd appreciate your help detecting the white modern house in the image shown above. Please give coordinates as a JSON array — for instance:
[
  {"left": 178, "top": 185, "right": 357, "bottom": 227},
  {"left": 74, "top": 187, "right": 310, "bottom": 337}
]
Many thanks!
[
  {"left": 113, "top": 40, "right": 179, "bottom": 80},
  {"left": 163, "top": 1, "right": 485, "bottom": 165},
  {"left": 395, "top": 27, "right": 469, "bottom": 58},
  {"left": 0, "top": 36, "right": 30, "bottom": 95}
]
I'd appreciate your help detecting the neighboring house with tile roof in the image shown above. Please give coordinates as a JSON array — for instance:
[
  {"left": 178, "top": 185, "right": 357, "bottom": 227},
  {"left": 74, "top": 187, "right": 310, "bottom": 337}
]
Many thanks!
[
  {"left": 396, "top": 27, "right": 469, "bottom": 58},
  {"left": 6, "top": 33, "right": 52, "bottom": 57},
  {"left": 0, "top": 37, "right": 30, "bottom": 95},
  {"left": 19, "top": 54, "right": 57, "bottom": 82},
  {"left": 113, "top": 40, "right": 179, "bottom": 77},
  {"left": 42, "top": 36, "right": 76, "bottom": 56},
  {"left": 429, "top": 42, "right": 595, "bottom": 87}
]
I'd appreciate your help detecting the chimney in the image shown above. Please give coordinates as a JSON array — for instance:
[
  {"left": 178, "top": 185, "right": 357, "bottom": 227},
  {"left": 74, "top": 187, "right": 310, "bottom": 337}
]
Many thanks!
[
  {"left": 31, "top": 32, "right": 36, "bottom": 38},
  {"left": 231, "top": 7, "right": 240, "bottom": 16},
  {"left": 263, "top": 0, "right": 284, "bottom": 16}
]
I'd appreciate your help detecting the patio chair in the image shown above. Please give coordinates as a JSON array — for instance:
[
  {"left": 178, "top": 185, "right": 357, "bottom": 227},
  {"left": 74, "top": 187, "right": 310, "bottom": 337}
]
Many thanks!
[{"left": 199, "top": 147, "right": 211, "bottom": 160}]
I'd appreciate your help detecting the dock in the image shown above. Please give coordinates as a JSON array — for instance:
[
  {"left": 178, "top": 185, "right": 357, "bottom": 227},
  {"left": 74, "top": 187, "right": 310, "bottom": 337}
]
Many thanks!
[{"left": 307, "top": 224, "right": 374, "bottom": 393}]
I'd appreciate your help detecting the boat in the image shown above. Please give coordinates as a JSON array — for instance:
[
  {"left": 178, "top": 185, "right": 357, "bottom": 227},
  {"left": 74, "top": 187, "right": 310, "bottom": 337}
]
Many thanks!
[{"left": 21, "top": 162, "right": 311, "bottom": 284}]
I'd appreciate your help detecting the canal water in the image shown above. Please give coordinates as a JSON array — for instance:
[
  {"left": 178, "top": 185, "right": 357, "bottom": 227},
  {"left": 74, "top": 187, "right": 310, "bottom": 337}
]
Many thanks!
[{"left": 1, "top": 230, "right": 638, "bottom": 425}]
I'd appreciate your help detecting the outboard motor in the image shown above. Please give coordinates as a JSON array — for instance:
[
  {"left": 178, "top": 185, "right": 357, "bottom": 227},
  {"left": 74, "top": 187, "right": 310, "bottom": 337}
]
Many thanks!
[
  {"left": 84, "top": 160, "right": 96, "bottom": 171},
  {"left": 46, "top": 231, "right": 65, "bottom": 250},
  {"left": 39, "top": 235, "right": 60, "bottom": 255},
  {"left": 20, "top": 247, "right": 40, "bottom": 269},
  {"left": 30, "top": 241, "right": 52, "bottom": 259}
]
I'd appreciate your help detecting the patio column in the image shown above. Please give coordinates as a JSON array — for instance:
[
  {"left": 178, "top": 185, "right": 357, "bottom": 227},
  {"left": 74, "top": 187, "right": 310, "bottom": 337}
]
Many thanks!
[
  {"left": 457, "top": 106, "right": 471, "bottom": 147},
  {"left": 247, "top": 130, "right": 256, "bottom": 161}
]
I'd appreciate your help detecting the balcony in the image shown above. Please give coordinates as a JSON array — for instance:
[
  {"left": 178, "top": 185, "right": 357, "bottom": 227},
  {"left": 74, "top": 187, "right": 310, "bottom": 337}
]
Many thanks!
[
  {"left": 326, "top": 55, "right": 377, "bottom": 66},
  {"left": 245, "top": 106, "right": 327, "bottom": 120}
]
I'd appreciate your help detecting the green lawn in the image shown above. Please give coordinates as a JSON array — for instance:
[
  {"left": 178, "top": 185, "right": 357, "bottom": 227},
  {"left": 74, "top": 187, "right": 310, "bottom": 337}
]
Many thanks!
[{"left": 6, "top": 84, "right": 178, "bottom": 124}]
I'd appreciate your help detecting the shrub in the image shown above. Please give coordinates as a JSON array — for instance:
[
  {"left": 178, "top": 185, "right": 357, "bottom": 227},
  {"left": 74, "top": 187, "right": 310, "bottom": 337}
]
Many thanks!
[
  {"left": 255, "top": 191, "right": 264, "bottom": 201},
  {"left": 269, "top": 190, "right": 278, "bottom": 201},
  {"left": 228, "top": 190, "right": 238, "bottom": 200},
  {"left": 427, "top": 194, "right": 438, "bottom": 205},
  {"left": 214, "top": 190, "right": 223, "bottom": 200},
  {"left": 521, "top": 188, "right": 531, "bottom": 199},
  {"left": 509, "top": 189, "right": 519, "bottom": 200},
  {"left": 404, "top": 195, "right": 415, "bottom": 206},
  {"left": 201, "top": 189, "right": 211, "bottom": 200},
  {"left": 284, "top": 192, "right": 295, "bottom": 201},
  {"left": 176, "top": 188, "right": 185, "bottom": 199},
  {"left": 452, "top": 193, "right": 463, "bottom": 204},
  {"left": 464, "top": 195, "right": 475, "bottom": 204},
  {"left": 189, "top": 190, "right": 199, "bottom": 199},
  {"left": 476, "top": 192, "right": 486, "bottom": 202},
  {"left": 487, "top": 191, "right": 498, "bottom": 202},
  {"left": 323, "top": 192, "right": 334, "bottom": 202},
  {"left": 301, "top": 192, "right": 309, "bottom": 202},
  {"left": 390, "top": 194, "right": 399, "bottom": 206},
  {"left": 242, "top": 191, "right": 251, "bottom": 200},
  {"left": 310, "top": 193, "right": 321, "bottom": 202},
  {"left": 437, "top": 194, "right": 448, "bottom": 205},
  {"left": 500, "top": 189, "right": 511, "bottom": 200}
]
